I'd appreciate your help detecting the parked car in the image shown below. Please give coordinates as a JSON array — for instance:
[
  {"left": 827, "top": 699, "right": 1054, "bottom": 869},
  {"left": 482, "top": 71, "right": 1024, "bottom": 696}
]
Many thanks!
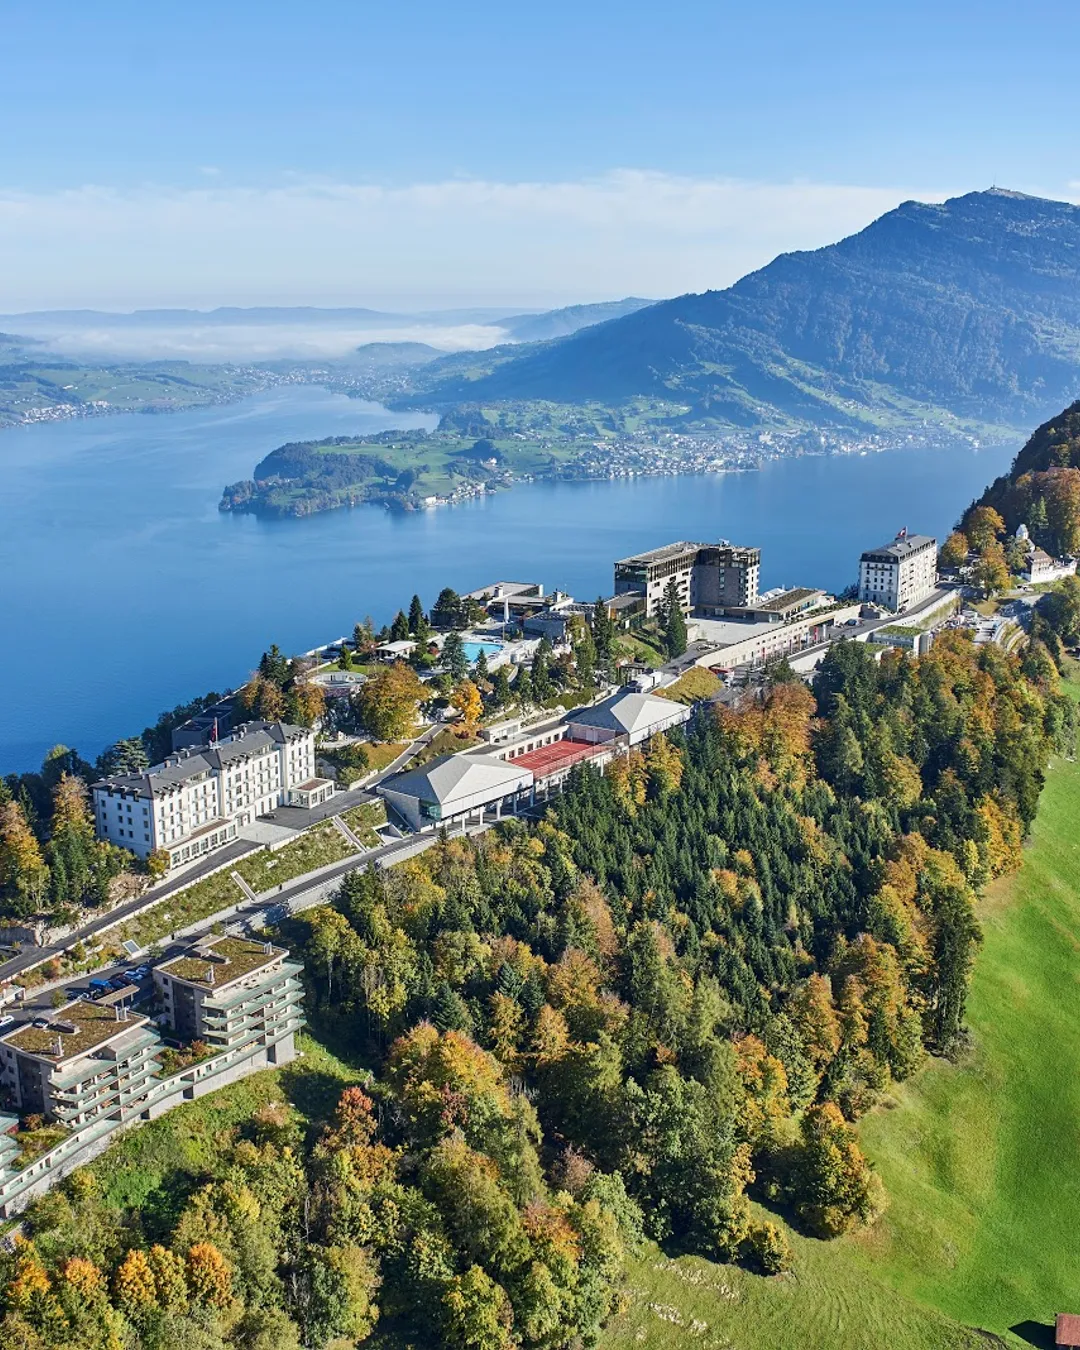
[
  {"left": 108, "top": 976, "right": 130, "bottom": 991},
  {"left": 88, "top": 978, "right": 112, "bottom": 998},
  {"left": 134, "top": 966, "right": 150, "bottom": 978},
  {"left": 32, "top": 1017, "right": 49, "bottom": 1029},
  {"left": 123, "top": 969, "right": 142, "bottom": 981},
  {"left": 0, "top": 1015, "right": 15, "bottom": 1030}
]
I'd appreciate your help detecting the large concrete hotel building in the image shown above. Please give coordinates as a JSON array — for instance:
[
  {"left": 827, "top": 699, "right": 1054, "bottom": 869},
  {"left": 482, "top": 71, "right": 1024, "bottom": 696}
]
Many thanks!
[
  {"left": 92, "top": 720, "right": 334, "bottom": 870},
  {"left": 614, "top": 541, "right": 761, "bottom": 618},
  {"left": 858, "top": 531, "right": 937, "bottom": 612}
]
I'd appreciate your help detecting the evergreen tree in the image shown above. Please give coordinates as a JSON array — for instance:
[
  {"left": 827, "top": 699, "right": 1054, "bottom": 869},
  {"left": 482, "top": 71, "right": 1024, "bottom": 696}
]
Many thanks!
[
  {"left": 97, "top": 737, "right": 150, "bottom": 777},
  {"left": 433, "top": 587, "right": 465, "bottom": 629},
  {"left": 660, "top": 578, "right": 688, "bottom": 657},
  {"left": 443, "top": 631, "right": 469, "bottom": 682},
  {"left": 532, "top": 636, "right": 554, "bottom": 702},
  {"left": 574, "top": 623, "right": 597, "bottom": 689},
  {"left": 390, "top": 610, "right": 411, "bottom": 643},
  {"left": 514, "top": 664, "right": 533, "bottom": 706},
  {"left": 408, "top": 594, "right": 426, "bottom": 634},
  {"left": 591, "top": 596, "right": 616, "bottom": 660},
  {"left": 492, "top": 665, "right": 512, "bottom": 708},
  {"left": 258, "top": 644, "right": 290, "bottom": 687}
]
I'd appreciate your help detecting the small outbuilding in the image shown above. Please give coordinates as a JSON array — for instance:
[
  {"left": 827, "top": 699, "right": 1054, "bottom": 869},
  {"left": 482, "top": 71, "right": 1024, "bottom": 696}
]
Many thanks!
[{"left": 1057, "top": 1313, "right": 1080, "bottom": 1348}]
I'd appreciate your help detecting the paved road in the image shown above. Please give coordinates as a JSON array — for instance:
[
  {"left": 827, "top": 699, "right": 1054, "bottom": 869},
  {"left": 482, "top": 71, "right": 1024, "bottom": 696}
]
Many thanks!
[
  {"left": 0, "top": 839, "right": 261, "bottom": 983},
  {"left": 0, "top": 728, "right": 442, "bottom": 990},
  {"left": 4, "top": 818, "right": 475, "bottom": 1029}
]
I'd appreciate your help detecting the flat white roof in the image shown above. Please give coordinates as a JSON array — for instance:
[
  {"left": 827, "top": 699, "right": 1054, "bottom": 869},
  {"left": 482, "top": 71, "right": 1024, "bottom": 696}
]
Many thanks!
[{"left": 693, "top": 616, "right": 781, "bottom": 646}]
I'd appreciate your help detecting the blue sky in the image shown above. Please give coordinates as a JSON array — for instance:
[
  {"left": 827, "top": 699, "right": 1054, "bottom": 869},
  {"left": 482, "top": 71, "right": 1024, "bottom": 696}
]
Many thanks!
[{"left": 3, "top": 0, "right": 1080, "bottom": 310}]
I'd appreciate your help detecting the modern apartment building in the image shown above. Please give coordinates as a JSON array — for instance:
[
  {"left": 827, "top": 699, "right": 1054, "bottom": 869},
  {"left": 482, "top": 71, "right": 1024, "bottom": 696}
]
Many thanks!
[
  {"left": 614, "top": 542, "right": 700, "bottom": 617},
  {"left": 0, "top": 996, "right": 159, "bottom": 1128},
  {"left": 614, "top": 541, "right": 761, "bottom": 618},
  {"left": 858, "top": 531, "right": 937, "bottom": 612},
  {"left": 0, "top": 938, "right": 306, "bottom": 1217},
  {"left": 93, "top": 720, "right": 333, "bottom": 869},
  {"left": 154, "top": 936, "right": 305, "bottom": 1067}
]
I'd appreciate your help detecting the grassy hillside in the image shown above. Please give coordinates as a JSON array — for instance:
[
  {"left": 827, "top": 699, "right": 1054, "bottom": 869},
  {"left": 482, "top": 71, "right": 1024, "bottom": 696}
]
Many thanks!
[
  {"left": 407, "top": 189, "right": 1080, "bottom": 435},
  {"left": 601, "top": 679, "right": 1080, "bottom": 1350},
  {"left": 853, "top": 705, "right": 1080, "bottom": 1343}
]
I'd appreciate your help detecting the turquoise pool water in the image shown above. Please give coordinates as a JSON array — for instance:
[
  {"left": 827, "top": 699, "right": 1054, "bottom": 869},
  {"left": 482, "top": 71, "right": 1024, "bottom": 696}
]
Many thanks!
[{"left": 462, "top": 639, "right": 503, "bottom": 663}]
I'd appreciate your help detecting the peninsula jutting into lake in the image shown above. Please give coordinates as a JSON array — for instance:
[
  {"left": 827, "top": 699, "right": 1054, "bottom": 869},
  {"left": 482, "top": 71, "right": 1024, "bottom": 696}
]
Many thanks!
[
  {"left": 10, "top": 6, "right": 1080, "bottom": 1341},
  {"left": 0, "top": 383, "right": 1013, "bottom": 770}
]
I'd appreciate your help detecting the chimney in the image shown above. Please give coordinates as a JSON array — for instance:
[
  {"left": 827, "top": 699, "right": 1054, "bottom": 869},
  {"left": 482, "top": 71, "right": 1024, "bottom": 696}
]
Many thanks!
[
  {"left": 206, "top": 965, "right": 215, "bottom": 985},
  {"left": 54, "top": 1036, "right": 63, "bottom": 1057}
]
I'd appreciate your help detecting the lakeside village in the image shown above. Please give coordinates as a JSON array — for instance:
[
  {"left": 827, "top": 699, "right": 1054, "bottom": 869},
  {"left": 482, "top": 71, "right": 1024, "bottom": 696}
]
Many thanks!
[{"left": 0, "top": 520, "right": 1073, "bottom": 1217}]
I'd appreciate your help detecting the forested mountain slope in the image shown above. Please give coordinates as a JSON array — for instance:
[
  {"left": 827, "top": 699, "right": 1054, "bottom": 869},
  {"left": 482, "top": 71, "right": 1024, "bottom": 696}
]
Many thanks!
[
  {"left": 408, "top": 190, "right": 1080, "bottom": 432},
  {"left": 6, "top": 620, "right": 1078, "bottom": 1350}
]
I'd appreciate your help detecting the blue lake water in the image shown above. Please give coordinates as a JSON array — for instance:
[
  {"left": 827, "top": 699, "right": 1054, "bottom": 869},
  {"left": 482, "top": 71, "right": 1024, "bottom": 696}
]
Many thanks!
[{"left": 0, "top": 385, "right": 1017, "bottom": 771}]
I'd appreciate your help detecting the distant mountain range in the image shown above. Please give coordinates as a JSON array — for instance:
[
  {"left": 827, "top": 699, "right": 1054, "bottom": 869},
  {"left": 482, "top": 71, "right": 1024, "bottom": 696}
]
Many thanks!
[
  {"left": 0, "top": 298, "right": 655, "bottom": 366},
  {"left": 492, "top": 297, "right": 653, "bottom": 343},
  {"left": 403, "top": 189, "right": 1080, "bottom": 435}
]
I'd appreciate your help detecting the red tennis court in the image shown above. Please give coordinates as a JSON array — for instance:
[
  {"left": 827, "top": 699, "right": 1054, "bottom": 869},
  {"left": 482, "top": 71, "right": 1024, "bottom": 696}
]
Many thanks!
[{"left": 511, "top": 738, "right": 609, "bottom": 778}]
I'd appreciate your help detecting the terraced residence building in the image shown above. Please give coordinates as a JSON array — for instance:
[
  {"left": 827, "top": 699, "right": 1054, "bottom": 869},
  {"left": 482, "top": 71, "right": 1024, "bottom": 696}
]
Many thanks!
[
  {"left": 92, "top": 719, "right": 334, "bottom": 869},
  {"left": 0, "top": 995, "right": 159, "bottom": 1128},
  {"left": 154, "top": 935, "right": 305, "bottom": 1067},
  {"left": 0, "top": 937, "right": 305, "bottom": 1217}
]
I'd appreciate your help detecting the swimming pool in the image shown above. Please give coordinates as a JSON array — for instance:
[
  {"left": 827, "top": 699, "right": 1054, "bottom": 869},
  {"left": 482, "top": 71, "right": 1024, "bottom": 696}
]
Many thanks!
[{"left": 462, "top": 639, "right": 503, "bottom": 663}]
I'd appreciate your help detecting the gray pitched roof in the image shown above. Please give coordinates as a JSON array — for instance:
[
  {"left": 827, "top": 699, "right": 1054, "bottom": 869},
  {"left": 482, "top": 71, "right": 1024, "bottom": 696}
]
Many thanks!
[
  {"left": 861, "top": 534, "right": 936, "bottom": 561},
  {"left": 567, "top": 689, "right": 689, "bottom": 737},
  {"left": 381, "top": 752, "right": 532, "bottom": 807},
  {"left": 93, "top": 721, "right": 306, "bottom": 798}
]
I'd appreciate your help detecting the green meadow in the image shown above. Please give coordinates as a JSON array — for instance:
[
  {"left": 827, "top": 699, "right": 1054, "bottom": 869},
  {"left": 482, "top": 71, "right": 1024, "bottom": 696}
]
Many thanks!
[{"left": 604, "top": 701, "right": 1080, "bottom": 1350}]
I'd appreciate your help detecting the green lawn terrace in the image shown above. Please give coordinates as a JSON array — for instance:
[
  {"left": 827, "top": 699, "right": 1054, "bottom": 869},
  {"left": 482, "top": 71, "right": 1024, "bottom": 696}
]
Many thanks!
[{"left": 156, "top": 935, "right": 285, "bottom": 990}]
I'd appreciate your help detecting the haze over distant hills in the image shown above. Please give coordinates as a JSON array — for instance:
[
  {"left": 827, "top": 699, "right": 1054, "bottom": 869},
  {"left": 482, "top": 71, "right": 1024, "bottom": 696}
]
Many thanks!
[
  {"left": 0, "top": 298, "right": 653, "bottom": 364},
  {"left": 405, "top": 189, "right": 1080, "bottom": 435}
]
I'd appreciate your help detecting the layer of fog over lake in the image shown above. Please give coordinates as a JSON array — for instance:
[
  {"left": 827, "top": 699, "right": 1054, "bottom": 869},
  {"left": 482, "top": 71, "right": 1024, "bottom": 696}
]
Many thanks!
[
  {"left": 0, "top": 308, "right": 525, "bottom": 362},
  {"left": 0, "top": 385, "right": 1015, "bottom": 771}
]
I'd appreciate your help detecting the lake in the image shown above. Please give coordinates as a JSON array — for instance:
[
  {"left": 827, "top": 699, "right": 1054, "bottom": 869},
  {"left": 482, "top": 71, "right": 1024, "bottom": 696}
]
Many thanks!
[{"left": 0, "top": 385, "right": 1016, "bottom": 772}]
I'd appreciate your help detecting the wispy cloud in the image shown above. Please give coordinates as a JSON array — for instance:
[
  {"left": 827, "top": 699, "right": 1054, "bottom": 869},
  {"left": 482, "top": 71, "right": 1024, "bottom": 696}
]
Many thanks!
[{"left": 0, "top": 171, "right": 952, "bottom": 312}]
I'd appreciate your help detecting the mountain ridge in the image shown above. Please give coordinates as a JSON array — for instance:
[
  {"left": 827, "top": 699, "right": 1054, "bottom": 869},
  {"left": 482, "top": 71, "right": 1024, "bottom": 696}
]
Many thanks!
[{"left": 404, "top": 189, "right": 1080, "bottom": 433}]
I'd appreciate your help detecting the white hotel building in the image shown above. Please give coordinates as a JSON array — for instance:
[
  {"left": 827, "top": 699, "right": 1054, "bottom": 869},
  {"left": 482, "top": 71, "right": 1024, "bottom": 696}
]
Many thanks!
[
  {"left": 92, "top": 721, "right": 333, "bottom": 869},
  {"left": 858, "top": 532, "right": 938, "bottom": 613}
]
